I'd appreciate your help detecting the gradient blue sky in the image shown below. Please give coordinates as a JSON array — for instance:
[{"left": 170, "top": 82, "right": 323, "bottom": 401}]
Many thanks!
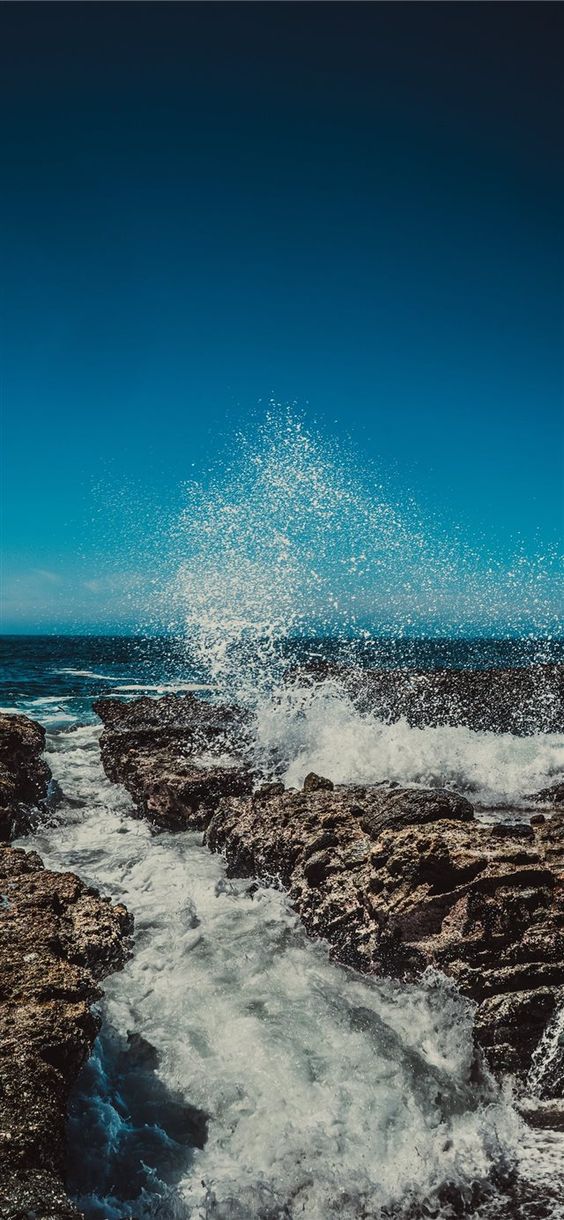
[{"left": 1, "top": 2, "right": 563, "bottom": 632}]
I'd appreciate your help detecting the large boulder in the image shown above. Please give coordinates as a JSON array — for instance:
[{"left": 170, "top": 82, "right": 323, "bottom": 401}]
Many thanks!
[
  {"left": 0, "top": 713, "right": 52, "bottom": 840},
  {"left": 95, "top": 694, "right": 254, "bottom": 830},
  {"left": 0, "top": 845, "right": 132, "bottom": 1219}
]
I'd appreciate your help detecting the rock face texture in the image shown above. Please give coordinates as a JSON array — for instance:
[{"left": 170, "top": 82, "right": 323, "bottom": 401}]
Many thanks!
[
  {"left": 95, "top": 694, "right": 253, "bottom": 830},
  {"left": 293, "top": 662, "right": 564, "bottom": 734},
  {"left": 0, "top": 712, "right": 52, "bottom": 840},
  {"left": 206, "top": 783, "right": 564, "bottom": 1078},
  {"left": 96, "top": 693, "right": 564, "bottom": 1085},
  {"left": 0, "top": 845, "right": 132, "bottom": 1220}
]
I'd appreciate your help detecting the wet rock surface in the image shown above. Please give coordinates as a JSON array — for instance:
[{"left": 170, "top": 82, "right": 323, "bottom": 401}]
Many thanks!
[
  {"left": 0, "top": 713, "right": 133, "bottom": 1219},
  {"left": 293, "top": 662, "right": 564, "bottom": 734},
  {"left": 0, "top": 712, "right": 52, "bottom": 840},
  {"left": 206, "top": 782, "right": 564, "bottom": 1078},
  {"left": 0, "top": 845, "right": 132, "bottom": 1220},
  {"left": 95, "top": 694, "right": 254, "bottom": 830}
]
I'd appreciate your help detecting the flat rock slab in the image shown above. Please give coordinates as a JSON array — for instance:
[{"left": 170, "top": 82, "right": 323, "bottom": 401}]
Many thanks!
[{"left": 0, "top": 846, "right": 132, "bottom": 1219}]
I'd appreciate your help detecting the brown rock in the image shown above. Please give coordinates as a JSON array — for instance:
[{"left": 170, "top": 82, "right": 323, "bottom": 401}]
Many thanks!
[
  {"left": 0, "top": 713, "right": 51, "bottom": 840},
  {"left": 205, "top": 787, "right": 564, "bottom": 1079},
  {"left": 95, "top": 694, "right": 253, "bottom": 830},
  {"left": 303, "top": 772, "right": 334, "bottom": 792},
  {"left": 0, "top": 845, "right": 132, "bottom": 1219}
]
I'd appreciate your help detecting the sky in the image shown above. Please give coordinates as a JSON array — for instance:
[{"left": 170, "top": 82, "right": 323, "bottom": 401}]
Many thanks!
[{"left": 1, "top": 2, "right": 563, "bottom": 633}]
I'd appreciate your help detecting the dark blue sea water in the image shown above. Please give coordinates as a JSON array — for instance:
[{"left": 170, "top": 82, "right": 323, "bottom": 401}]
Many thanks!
[{"left": 2, "top": 634, "right": 563, "bottom": 729}]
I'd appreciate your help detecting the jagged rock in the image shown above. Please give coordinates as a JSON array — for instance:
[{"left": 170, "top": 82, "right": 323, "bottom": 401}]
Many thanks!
[
  {"left": 205, "top": 785, "right": 564, "bottom": 1079},
  {"left": 0, "top": 845, "right": 132, "bottom": 1219},
  {"left": 0, "top": 713, "right": 51, "bottom": 840},
  {"left": 292, "top": 662, "right": 564, "bottom": 734},
  {"left": 95, "top": 694, "right": 254, "bottom": 830}
]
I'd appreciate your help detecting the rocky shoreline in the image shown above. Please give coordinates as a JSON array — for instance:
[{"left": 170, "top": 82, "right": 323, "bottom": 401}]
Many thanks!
[
  {"left": 2, "top": 674, "right": 564, "bottom": 1216},
  {"left": 0, "top": 715, "right": 132, "bottom": 1220},
  {"left": 95, "top": 689, "right": 564, "bottom": 1092},
  {"left": 292, "top": 662, "right": 564, "bottom": 734}
]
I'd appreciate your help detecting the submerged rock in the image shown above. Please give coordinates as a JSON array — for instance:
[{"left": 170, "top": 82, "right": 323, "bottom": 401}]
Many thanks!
[
  {"left": 0, "top": 845, "right": 132, "bottom": 1219},
  {"left": 0, "top": 712, "right": 52, "bottom": 840}
]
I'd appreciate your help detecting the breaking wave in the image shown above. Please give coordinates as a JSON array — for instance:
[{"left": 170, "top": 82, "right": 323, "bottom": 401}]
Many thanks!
[{"left": 253, "top": 679, "right": 564, "bottom": 806}]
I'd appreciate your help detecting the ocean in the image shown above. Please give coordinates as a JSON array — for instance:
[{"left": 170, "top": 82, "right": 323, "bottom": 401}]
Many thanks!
[{"left": 3, "top": 632, "right": 564, "bottom": 1218}]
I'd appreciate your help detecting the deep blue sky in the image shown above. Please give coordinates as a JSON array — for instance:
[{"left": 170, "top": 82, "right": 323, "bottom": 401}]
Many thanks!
[{"left": 1, "top": 2, "right": 563, "bottom": 631}]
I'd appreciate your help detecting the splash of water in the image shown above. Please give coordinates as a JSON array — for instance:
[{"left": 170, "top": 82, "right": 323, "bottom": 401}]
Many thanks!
[
  {"left": 162, "top": 411, "right": 561, "bottom": 700},
  {"left": 163, "top": 412, "right": 418, "bottom": 696},
  {"left": 252, "top": 678, "right": 564, "bottom": 804},
  {"left": 157, "top": 412, "right": 563, "bottom": 803}
]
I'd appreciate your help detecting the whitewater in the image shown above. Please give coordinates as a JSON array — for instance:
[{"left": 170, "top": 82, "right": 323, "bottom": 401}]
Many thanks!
[{"left": 12, "top": 718, "right": 556, "bottom": 1219}]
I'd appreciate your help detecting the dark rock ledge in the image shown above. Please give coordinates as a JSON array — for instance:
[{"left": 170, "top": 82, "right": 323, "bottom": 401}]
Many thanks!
[
  {"left": 291, "top": 662, "right": 564, "bottom": 735},
  {"left": 0, "top": 712, "right": 52, "bottom": 841},
  {"left": 0, "top": 715, "right": 132, "bottom": 1220},
  {"left": 96, "top": 693, "right": 564, "bottom": 1091}
]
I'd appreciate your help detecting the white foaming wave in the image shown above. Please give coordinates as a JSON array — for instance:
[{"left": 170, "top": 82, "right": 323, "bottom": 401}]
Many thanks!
[
  {"left": 109, "top": 683, "right": 214, "bottom": 693},
  {"left": 29, "top": 695, "right": 81, "bottom": 704},
  {"left": 20, "top": 723, "right": 524, "bottom": 1219},
  {"left": 54, "top": 673, "right": 211, "bottom": 692},
  {"left": 54, "top": 668, "right": 123, "bottom": 680},
  {"left": 254, "top": 680, "right": 564, "bottom": 805}
]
